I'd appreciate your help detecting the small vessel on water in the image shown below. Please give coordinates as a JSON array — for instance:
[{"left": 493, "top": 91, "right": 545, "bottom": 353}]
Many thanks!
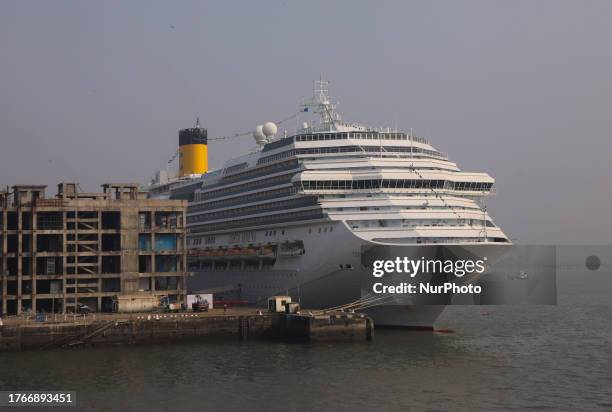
[{"left": 147, "top": 80, "right": 511, "bottom": 327}]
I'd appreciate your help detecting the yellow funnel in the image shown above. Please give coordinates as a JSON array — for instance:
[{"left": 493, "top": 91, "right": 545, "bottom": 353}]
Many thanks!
[{"left": 179, "top": 120, "right": 208, "bottom": 177}]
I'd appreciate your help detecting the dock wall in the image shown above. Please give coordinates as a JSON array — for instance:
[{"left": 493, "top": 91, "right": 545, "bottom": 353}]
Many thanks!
[{"left": 0, "top": 311, "right": 373, "bottom": 351}]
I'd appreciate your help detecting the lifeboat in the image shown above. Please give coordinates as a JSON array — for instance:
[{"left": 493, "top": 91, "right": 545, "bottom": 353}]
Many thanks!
[
  {"left": 241, "top": 247, "right": 257, "bottom": 255},
  {"left": 259, "top": 246, "right": 274, "bottom": 255}
]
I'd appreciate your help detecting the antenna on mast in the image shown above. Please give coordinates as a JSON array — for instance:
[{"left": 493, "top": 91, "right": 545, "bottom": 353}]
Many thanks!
[{"left": 302, "top": 77, "right": 341, "bottom": 131}]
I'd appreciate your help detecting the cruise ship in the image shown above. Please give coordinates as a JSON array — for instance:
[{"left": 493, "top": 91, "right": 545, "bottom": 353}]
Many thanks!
[{"left": 148, "top": 81, "right": 511, "bottom": 328}]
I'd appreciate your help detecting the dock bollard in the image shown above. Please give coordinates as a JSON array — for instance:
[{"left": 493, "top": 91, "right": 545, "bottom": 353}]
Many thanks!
[{"left": 366, "top": 317, "right": 375, "bottom": 341}]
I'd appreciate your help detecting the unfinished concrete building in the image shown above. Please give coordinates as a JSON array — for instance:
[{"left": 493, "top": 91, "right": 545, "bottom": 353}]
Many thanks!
[{"left": 0, "top": 183, "right": 188, "bottom": 315}]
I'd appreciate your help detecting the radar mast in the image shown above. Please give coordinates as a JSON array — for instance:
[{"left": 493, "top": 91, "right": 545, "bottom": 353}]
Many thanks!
[{"left": 301, "top": 79, "right": 342, "bottom": 131}]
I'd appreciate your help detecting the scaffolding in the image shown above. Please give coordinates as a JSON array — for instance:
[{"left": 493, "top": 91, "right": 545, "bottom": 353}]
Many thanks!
[{"left": 0, "top": 182, "right": 188, "bottom": 316}]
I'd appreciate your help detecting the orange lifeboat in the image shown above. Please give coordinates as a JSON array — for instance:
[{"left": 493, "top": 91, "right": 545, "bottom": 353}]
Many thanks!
[
  {"left": 259, "top": 246, "right": 275, "bottom": 256},
  {"left": 241, "top": 247, "right": 257, "bottom": 255},
  {"left": 228, "top": 248, "right": 242, "bottom": 256}
]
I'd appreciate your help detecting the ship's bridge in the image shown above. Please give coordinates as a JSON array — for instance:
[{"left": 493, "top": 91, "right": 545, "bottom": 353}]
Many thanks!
[{"left": 292, "top": 169, "right": 495, "bottom": 196}]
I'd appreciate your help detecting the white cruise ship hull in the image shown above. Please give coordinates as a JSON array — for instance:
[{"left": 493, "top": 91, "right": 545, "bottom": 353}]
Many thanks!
[
  {"left": 187, "top": 221, "right": 509, "bottom": 328},
  {"left": 154, "top": 82, "right": 513, "bottom": 328}
]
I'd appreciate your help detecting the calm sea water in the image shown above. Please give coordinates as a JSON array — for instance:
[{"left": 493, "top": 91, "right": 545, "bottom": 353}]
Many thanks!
[{"left": 1, "top": 305, "right": 611, "bottom": 411}]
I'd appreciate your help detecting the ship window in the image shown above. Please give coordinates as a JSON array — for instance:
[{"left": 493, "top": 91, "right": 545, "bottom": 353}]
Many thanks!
[{"left": 297, "top": 179, "right": 492, "bottom": 192}]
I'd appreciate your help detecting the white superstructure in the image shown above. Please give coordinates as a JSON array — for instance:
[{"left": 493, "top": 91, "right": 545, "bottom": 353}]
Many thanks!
[{"left": 153, "top": 81, "right": 511, "bottom": 328}]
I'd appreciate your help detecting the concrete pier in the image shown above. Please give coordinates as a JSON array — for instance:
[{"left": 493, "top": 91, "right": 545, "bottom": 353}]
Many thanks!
[
  {"left": 280, "top": 313, "right": 374, "bottom": 342},
  {"left": 0, "top": 308, "right": 374, "bottom": 351}
]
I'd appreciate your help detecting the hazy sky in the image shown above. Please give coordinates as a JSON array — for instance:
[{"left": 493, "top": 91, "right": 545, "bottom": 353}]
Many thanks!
[{"left": 1, "top": 1, "right": 611, "bottom": 243}]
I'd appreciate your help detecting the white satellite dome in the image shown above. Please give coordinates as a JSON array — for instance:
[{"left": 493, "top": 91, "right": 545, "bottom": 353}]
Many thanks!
[
  {"left": 262, "top": 122, "right": 278, "bottom": 138},
  {"left": 253, "top": 125, "right": 266, "bottom": 144}
]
